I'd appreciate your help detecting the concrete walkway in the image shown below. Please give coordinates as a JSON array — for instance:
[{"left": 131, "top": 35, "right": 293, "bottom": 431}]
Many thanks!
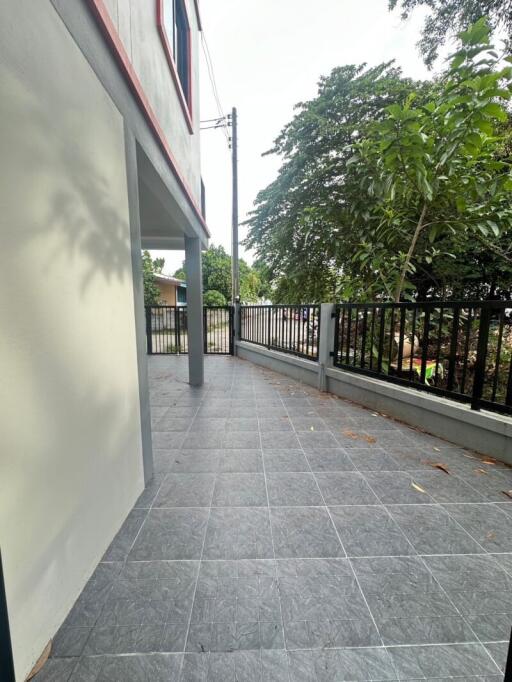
[{"left": 36, "top": 356, "right": 511, "bottom": 680}]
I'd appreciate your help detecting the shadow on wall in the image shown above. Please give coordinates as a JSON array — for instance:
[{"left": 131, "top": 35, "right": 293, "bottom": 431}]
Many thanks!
[
  {"left": 1, "top": 63, "right": 134, "bottom": 297},
  {"left": 43, "top": 149, "right": 132, "bottom": 296}
]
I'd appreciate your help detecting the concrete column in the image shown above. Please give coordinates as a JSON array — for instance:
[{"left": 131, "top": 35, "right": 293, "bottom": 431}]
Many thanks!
[
  {"left": 317, "top": 303, "right": 335, "bottom": 391},
  {"left": 185, "top": 236, "right": 204, "bottom": 386},
  {"left": 124, "top": 126, "right": 153, "bottom": 483}
]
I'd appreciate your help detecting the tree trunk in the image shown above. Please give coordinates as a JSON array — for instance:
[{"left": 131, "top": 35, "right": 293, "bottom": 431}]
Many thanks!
[{"left": 394, "top": 203, "right": 428, "bottom": 303}]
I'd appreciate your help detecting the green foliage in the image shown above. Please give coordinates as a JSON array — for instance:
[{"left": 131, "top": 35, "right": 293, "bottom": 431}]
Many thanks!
[
  {"left": 245, "top": 62, "right": 428, "bottom": 302},
  {"left": 203, "top": 289, "right": 227, "bottom": 306},
  {"left": 246, "top": 21, "right": 512, "bottom": 303},
  {"left": 174, "top": 244, "right": 265, "bottom": 303},
  {"left": 389, "top": 0, "right": 512, "bottom": 68},
  {"left": 142, "top": 250, "right": 164, "bottom": 306},
  {"left": 347, "top": 19, "right": 512, "bottom": 300},
  {"left": 423, "top": 230, "right": 512, "bottom": 299}
]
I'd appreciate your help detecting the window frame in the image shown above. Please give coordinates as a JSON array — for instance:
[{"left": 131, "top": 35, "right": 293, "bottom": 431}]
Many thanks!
[{"left": 156, "top": 0, "right": 193, "bottom": 134}]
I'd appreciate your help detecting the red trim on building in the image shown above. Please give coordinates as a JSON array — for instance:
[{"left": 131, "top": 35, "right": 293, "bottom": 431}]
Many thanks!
[
  {"left": 87, "top": 0, "right": 209, "bottom": 236},
  {"left": 156, "top": 0, "right": 194, "bottom": 134}
]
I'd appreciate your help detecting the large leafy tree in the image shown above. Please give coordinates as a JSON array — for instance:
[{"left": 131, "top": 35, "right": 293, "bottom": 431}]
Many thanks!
[
  {"left": 174, "top": 244, "right": 263, "bottom": 303},
  {"left": 246, "top": 22, "right": 512, "bottom": 303},
  {"left": 420, "top": 230, "right": 512, "bottom": 299},
  {"left": 142, "top": 250, "right": 164, "bottom": 306},
  {"left": 389, "top": 0, "right": 512, "bottom": 68},
  {"left": 245, "top": 63, "right": 428, "bottom": 302},
  {"left": 347, "top": 19, "right": 512, "bottom": 301}
]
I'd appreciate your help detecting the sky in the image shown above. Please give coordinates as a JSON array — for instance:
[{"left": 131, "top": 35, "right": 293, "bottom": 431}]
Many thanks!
[{"left": 154, "top": 0, "right": 440, "bottom": 275}]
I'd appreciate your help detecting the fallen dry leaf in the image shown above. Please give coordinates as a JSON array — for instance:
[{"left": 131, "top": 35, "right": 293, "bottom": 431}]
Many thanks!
[
  {"left": 502, "top": 490, "right": 512, "bottom": 500},
  {"left": 432, "top": 447, "right": 441, "bottom": 453},
  {"left": 363, "top": 435, "right": 377, "bottom": 444},
  {"left": 343, "top": 430, "right": 359, "bottom": 440},
  {"left": 27, "top": 641, "right": 52, "bottom": 680},
  {"left": 412, "top": 482, "right": 427, "bottom": 494},
  {"left": 475, "top": 468, "right": 489, "bottom": 475},
  {"left": 430, "top": 463, "right": 451, "bottom": 475},
  {"left": 486, "top": 531, "right": 496, "bottom": 541},
  {"left": 481, "top": 459, "right": 497, "bottom": 465}
]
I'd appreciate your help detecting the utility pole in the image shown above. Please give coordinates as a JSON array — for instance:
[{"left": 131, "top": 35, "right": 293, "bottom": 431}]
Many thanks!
[{"left": 229, "top": 107, "right": 239, "bottom": 303}]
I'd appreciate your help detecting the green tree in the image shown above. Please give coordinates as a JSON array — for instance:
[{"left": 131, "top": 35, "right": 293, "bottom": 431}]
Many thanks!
[
  {"left": 203, "top": 290, "right": 227, "bottom": 306},
  {"left": 174, "top": 244, "right": 265, "bottom": 303},
  {"left": 389, "top": 0, "right": 512, "bottom": 68},
  {"left": 202, "top": 245, "right": 232, "bottom": 300},
  {"left": 421, "top": 230, "right": 512, "bottom": 299},
  {"left": 252, "top": 259, "right": 274, "bottom": 301},
  {"left": 142, "top": 250, "right": 164, "bottom": 306},
  {"left": 347, "top": 19, "right": 512, "bottom": 301},
  {"left": 246, "top": 23, "right": 512, "bottom": 303},
  {"left": 245, "top": 63, "right": 429, "bottom": 302}
]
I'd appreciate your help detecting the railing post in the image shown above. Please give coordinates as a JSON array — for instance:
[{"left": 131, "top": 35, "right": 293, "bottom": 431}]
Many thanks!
[
  {"left": 233, "top": 303, "right": 240, "bottom": 356},
  {"left": 203, "top": 307, "right": 208, "bottom": 355},
  {"left": 317, "top": 303, "right": 335, "bottom": 392},
  {"left": 145, "top": 306, "right": 153, "bottom": 355},
  {"left": 446, "top": 306, "right": 460, "bottom": 392},
  {"left": 176, "top": 306, "right": 181, "bottom": 354},
  {"left": 471, "top": 305, "right": 491, "bottom": 411}
]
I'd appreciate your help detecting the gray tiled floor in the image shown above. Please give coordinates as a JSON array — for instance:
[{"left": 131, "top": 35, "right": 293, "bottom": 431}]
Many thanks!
[{"left": 36, "top": 356, "right": 511, "bottom": 681}]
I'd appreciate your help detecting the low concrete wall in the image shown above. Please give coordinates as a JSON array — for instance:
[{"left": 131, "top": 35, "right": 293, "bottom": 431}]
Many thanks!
[
  {"left": 237, "top": 341, "right": 318, "bottom": 388},
  {"left": 236, "top": 340, "right": 512, "bottom": 464},
  {"left": 325, "top": 368, "right": 512, "bottom": 464}
]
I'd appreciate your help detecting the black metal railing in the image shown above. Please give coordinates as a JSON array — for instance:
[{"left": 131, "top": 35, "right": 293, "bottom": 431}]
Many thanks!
[
  {"left": 333, "top": 300, "right": 512, "bottom": 415},
  {"left": 240, "top": 305, "right": 321, "bottom": 361},
  {"left": 145, "top": 305, "right": 233, "bottom": 355},
  {"left": 203, "top": 306, "right": 233, "bottom": 355}
]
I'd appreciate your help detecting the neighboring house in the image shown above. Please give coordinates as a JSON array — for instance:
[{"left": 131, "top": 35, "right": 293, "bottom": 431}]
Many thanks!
[
  {"left": 0, "top": 1, "right": 208, "bottom": 679},
  {"left": 155, "top": 273, "right": 187, "bottom": 306}
]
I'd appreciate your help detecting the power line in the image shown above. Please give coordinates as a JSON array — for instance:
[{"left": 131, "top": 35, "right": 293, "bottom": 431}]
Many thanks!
[
  {"left": 200, "top": 122, "right": 227, "bottom": 131},
  {"left": 200, "top": 116, "right": 227, "bottom": 124},
  {"left": 200, "top": 31, "right": 230, "bottom": 145}
]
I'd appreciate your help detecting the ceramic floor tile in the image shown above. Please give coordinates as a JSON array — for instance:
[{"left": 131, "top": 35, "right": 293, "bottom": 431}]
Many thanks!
[
  {"left": 212, "top": 474, "right": 268, "bottom": 507},
  {"left": 443, "top": 503, "right": 512, "bottom": 552},
  {"left": 315, "top": 472, "right": 379, "bottom": 505},
  {"left": 203, "top": 508, "right": 274, "bottom": 560},
  {"left": 129, "top": 509, "right": 209, "bottom": 560},
  {"left": 266, "top": 472, "right": 323, "bottom": 506},
  {"left": 270, "top": 507, "right": 344, "bottom": 558},
  {"left": 388, "top": 504, "right": 485, "bottom": 555},
  {"left": 153, "top": 474, "right": 216, "bottom": 507},
  {"left": 329, "top": 505, "right": 415, "bottom": 557}
]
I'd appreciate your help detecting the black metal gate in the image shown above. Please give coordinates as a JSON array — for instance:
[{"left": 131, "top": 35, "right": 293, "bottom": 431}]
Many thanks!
[{"left": 145, "top": 305, "right": 233, "bottom": 355}]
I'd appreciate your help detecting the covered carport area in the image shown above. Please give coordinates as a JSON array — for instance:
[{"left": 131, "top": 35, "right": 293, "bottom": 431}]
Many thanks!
[{"left": 135, "top": 142, "right": 209, "bottom": 388}]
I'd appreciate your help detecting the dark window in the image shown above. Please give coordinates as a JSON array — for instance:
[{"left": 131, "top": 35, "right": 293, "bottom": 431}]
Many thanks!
[
  {"left": 177, "top": 286, "right": 187, "bottom": 304},
  {"left": 163, "top": 0, "right": 190, "bottom": 106}
]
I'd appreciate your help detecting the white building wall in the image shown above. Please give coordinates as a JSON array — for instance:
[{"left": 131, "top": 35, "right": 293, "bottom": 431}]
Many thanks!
[
  {"left": 0, "top": 1, "right": 144, "bottom": 679},
  {"left": 106, "top": 0, "right": 202, "bottom": 204}
]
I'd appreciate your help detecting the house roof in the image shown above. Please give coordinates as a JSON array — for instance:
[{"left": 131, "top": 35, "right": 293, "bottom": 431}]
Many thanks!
[{"left": 155, "top": 273, "right": 186, "bottom": 287}]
